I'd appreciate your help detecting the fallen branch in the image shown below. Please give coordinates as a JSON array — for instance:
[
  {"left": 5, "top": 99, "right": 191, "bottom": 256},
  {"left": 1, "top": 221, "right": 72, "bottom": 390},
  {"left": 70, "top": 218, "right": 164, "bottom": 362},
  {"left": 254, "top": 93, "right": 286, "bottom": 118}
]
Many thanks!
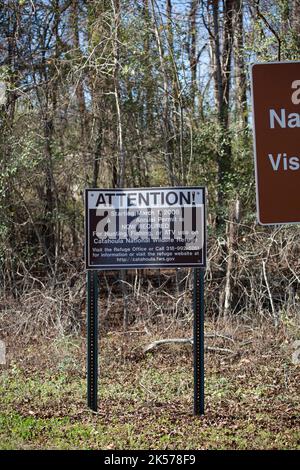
[
  {"left": 205, "top": 333, "right": 235, "bottom": 343},
  {"left": 143, "top": 337, "right": 234, "bottom": 354},
  {"left": 143, "top": 338, "right": 193, "bottom": 352}
]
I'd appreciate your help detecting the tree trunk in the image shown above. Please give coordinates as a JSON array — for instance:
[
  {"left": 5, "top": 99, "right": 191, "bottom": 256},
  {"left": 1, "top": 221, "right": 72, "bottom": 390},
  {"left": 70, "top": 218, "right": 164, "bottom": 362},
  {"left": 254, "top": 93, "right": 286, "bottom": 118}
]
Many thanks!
[{"left": 233, "top": 0, "right": 247, "bottom": 128}]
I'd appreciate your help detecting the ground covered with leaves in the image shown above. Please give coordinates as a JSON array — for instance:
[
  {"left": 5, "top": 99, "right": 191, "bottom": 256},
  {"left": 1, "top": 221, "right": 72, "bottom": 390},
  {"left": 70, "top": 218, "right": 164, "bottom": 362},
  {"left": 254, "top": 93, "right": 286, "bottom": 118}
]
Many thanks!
[{"left": 0, "top": 317, "right": 299, "bottom": 450}]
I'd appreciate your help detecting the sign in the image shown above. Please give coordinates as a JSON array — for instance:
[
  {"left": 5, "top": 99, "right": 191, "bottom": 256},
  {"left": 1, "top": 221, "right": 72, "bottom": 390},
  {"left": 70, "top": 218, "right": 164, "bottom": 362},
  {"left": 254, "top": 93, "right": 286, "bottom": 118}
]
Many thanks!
[
  {"left": 251, "top": 61, "right": 300, "bottom": 224},
  {"left": 85, "top": 187, "right": 206, "bottom": 416},
  {"left": 85, "top": 187, "right": 206, "bottom": 270}
]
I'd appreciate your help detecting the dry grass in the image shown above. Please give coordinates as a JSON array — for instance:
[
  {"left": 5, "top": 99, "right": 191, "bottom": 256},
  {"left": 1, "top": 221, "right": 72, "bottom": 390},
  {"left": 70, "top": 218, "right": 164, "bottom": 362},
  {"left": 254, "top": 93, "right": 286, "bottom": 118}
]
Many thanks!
[{"left": 0, "top": 316, "right": 299, "bottom": 450}]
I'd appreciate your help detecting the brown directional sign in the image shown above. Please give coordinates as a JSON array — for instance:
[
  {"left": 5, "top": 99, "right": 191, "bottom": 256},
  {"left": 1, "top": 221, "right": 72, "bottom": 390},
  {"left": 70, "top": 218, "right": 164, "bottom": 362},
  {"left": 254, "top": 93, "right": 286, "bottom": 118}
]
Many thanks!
[
  {"left": 85, "top": 187, "right": 206, "bottom": 270},
  {"left": 251, "top": 61, "right": 300, "bottom": 225}
]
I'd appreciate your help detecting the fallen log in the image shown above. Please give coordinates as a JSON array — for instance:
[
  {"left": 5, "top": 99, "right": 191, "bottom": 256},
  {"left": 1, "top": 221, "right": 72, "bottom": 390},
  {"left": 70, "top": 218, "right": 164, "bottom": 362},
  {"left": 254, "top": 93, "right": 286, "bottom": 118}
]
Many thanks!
[{"left": 143, "top": 337, "right": 234, "bottom": 354}]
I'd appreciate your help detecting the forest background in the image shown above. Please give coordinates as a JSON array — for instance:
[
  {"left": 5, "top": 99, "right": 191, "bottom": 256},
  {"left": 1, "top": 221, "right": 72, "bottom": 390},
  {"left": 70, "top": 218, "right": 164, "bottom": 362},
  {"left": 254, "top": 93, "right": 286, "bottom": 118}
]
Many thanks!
[{"left": 0, "top": 0, "right": 299, "bottom": 450}]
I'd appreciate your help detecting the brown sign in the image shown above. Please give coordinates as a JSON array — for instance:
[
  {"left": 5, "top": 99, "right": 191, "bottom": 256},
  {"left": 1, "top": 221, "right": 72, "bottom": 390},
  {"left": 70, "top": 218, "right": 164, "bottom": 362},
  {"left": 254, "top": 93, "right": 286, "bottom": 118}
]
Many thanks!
[{"left": 251, "top": 61, "right": 300, "bottom": 224}]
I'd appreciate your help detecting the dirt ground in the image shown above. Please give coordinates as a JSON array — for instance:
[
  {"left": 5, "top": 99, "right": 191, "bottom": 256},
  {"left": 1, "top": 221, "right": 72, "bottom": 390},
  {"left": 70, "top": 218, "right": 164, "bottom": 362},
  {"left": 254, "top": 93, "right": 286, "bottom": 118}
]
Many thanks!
[{"left": 0, "top": 317, "right": 299, "bottom": 450}]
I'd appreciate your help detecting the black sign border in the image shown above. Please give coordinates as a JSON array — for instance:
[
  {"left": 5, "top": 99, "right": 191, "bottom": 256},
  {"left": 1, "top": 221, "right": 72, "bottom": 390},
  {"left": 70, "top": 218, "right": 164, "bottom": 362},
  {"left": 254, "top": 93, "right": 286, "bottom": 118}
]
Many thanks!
[{"left": 85, "top": 186, "right": 206, "bottom": 270}]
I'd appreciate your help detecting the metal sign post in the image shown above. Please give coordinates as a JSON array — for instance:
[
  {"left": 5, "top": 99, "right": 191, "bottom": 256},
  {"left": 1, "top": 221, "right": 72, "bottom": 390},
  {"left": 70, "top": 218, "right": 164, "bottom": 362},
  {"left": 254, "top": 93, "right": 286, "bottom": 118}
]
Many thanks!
[
  {"left": 193, "top": 267, "right": 205, "bottom": 415},
  {"left": 87, "top": 270, "right": 98, "bottom": 412}
]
